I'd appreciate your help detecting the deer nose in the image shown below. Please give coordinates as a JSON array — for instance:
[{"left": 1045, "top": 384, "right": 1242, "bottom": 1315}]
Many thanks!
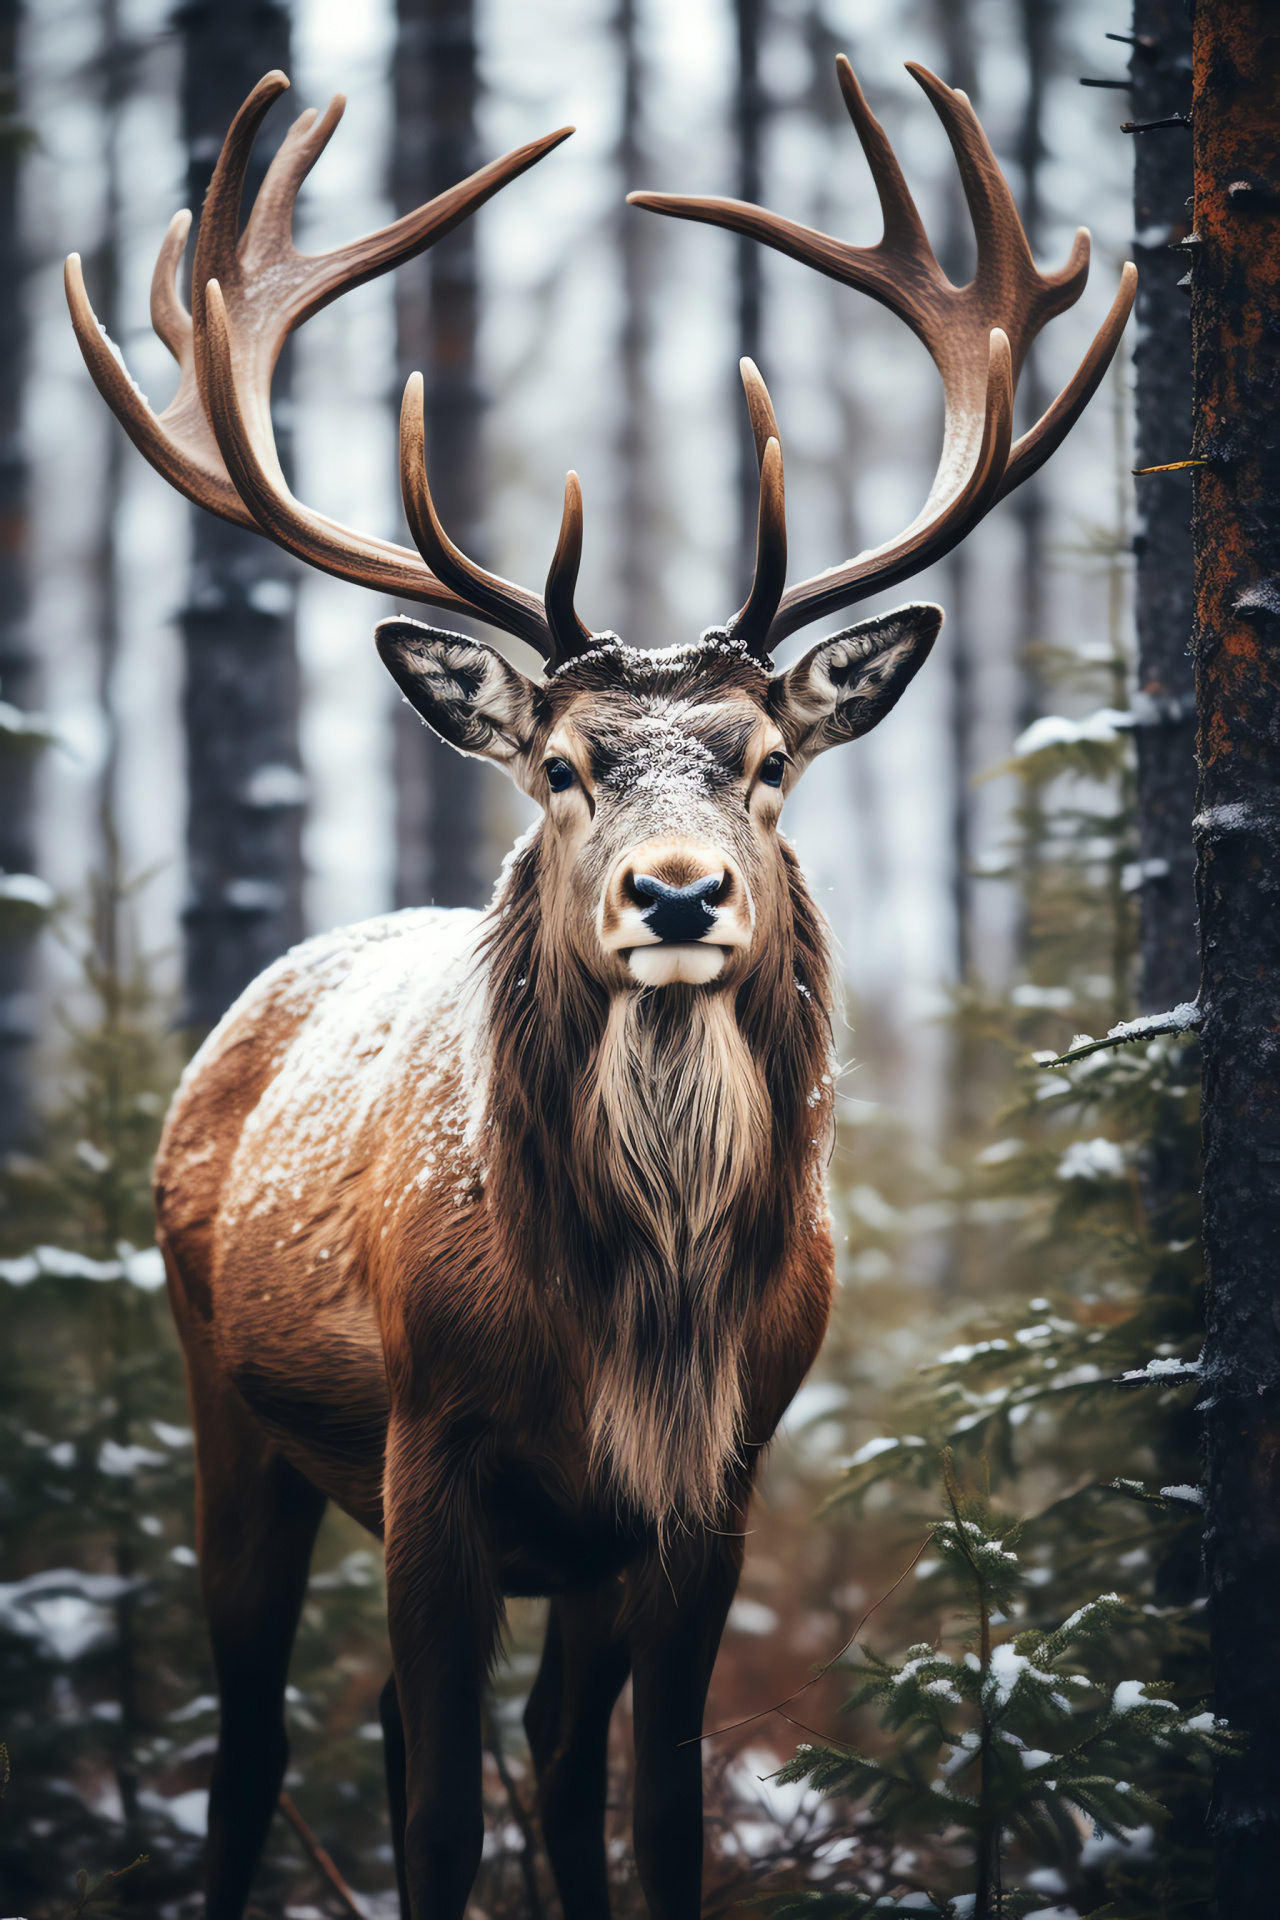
[{"left": 628, "top": 871, "right": 724, "bottom": 943}]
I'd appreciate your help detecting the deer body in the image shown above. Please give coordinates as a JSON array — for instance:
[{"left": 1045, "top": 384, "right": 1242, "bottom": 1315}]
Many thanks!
[
  {"left": 158, "top": 888, "right": 833, "bottom": 1556},
  {"left": 156, "top": 641, "right": 848, "bottom": 1920},
  {"left": 69, "top": 52, "right": 1131, "bottom": 1920}
]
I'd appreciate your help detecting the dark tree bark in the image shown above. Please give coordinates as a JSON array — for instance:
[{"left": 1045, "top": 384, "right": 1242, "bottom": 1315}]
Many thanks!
[
  {"left": 734, "top": 0, "right": 765, "bottom": 607},
  {"left": 0, "top": 0, "right": 35, "bottom": 1149},
  {"left": 1191, "top": 8, "right": 1280, "bottom": 1909},
  {"left": 1130, "top": 1, "right": 1197, "bottom": 1013},
  {"left": 1127, "top": 4, "right": 1202, "bottom": 1643},
  {"left": 177, "top": 0, "right": 304, "bottom": 1029},
  {"left": 393, "top": 0, "right": 487, "bottom": 910}
]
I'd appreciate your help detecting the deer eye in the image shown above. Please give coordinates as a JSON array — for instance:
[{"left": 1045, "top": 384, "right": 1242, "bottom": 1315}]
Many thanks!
[
  {"left": 758, "top": 752, "right": 787, "bottom": 788},
  {"left": 544, "top": 757, "right": 576, "bottom": 793}
]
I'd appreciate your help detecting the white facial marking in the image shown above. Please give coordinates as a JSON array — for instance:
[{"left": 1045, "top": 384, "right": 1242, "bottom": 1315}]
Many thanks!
[{"left": 627, "top": 944, "right": 726, "bottom": 987}]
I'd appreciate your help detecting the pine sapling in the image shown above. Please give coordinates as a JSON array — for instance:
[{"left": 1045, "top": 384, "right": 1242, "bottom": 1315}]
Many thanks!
[{"left": 768, "top": 1461, "right": 1234, "bottom": 1917}]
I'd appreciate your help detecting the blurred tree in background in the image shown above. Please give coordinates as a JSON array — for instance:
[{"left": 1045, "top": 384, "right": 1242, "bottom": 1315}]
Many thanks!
[
  {"left": 392, "top": 0, "right": 489, "bottom": 914},
  {"left": 0, "top": 0, "right": 39, "bottom": 1150},
  {"left": 177, "top": 0, "right": 306, "bottom": 1032}
]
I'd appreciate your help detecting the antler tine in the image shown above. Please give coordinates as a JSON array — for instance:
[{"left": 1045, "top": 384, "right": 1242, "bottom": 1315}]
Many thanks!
[
  {"left": 831, "top": 56, "right": 940, "bottom": 296},
  {"left": 731, "top": 436, "right": 787, "bottom": 657},
  {"left": 730, "top": 360, "right": 786, "bottom": 657},
  {"left": 200, "top": 280, "right": 475, "bottom": 621},
  {"left": 399, "top": 373, "right": 554, "bottom": 658},
  {"left": 998, "top": 261, "right": 1138, "bottom": 501},
  {"left": 770, "top": 327, "right": 1013, "bottom": 645},
  {"left": 66, "top": 244, "right": 256, "bottom": 530},
  {"left": 902, "top": 62, "right": 1090, "bottom": 371},
  {"left": 739, "top": 356, "right": 780, "bottom": 468},
  {"left": 68, "top": 73, "right": 578, "bottom": 646},
  {"left": 630, "top": 54, "right": 1133, "bottom": 650},
  {"left": 545, "top": 473, "right": 595, "bottom": 666}
]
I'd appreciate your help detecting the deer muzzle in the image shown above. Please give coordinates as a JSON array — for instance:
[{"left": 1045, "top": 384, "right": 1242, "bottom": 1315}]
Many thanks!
[{"left": 598, "top": 842, "right": 754, "bottom": 986}]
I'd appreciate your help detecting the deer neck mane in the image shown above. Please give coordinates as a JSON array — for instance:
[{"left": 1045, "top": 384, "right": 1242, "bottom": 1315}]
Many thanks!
[{"left": 478, "top": 832, "right": 835, "bottom": 1529}]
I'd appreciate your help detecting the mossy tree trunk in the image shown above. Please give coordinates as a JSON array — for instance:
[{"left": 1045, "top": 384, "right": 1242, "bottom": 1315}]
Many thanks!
[{"left": 1191, "top": 6, "right": 1280, "bottom": 1907}]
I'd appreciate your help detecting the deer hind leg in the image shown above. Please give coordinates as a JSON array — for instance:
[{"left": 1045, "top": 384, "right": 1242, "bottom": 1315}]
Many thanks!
[
  {"left": 524, "top": 1584, "right": 631, "bottom": 1920},
  {"left": 192, "top": 1369, "right": 327, "bottom": 1920}
]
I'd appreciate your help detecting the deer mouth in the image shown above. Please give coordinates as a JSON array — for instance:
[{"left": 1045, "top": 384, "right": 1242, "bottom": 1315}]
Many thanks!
[
  {"left": 625, "top": 943, "right": 727, "bottom": 987},
  {"left": 598, "top": 863, "right": 753, "bottom": 987}
]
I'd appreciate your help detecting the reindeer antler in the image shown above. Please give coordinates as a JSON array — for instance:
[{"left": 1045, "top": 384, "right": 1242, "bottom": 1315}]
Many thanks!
[
  {"left": 67, "top": 71, "right": 596, "bottom": 665},
  {"left": 630, "top": 57, "right": 1136, "bottom": 656}
]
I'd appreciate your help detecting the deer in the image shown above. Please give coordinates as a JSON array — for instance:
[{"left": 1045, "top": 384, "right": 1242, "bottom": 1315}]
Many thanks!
[{"left": 66, "top": 57, "right": 1134, "bottom": 1920}]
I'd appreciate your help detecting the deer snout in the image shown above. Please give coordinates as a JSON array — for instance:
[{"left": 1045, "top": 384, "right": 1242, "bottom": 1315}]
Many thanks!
[{"left": 599, "top": 843, "right": 754, "bottom": 986}]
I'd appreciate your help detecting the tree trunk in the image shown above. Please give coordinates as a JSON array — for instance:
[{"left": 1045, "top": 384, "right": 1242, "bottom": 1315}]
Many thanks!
[
  {"left": 616, "top": 0, "right": 659, "bottom": 647},
  {"left": 177, "top": 0, "right": 304, "bottom": 1030},
  {"left": 1127, "top": 2, "right": 1203, "bottom": 1638},
  {"left": 1192, "top": 8, "right": 1280, "bottom": 1908},
  {"left": 393, "top": 0, "right": 487, "bottom": 911},
  {"left": 1013, "top": 0, "right": 1052, "bottom": 742},
  {"left": 1131, "top": 0, "right": 1197, "bottom": 1013},
  {"left": 734, "top": 0, "right": 765, "bottom": 609},
  {"left": 0, "top": 0, "right": 35, "bottom": 1150}
]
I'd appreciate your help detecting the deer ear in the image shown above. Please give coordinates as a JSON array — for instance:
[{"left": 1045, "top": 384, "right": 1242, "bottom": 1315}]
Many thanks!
[
  {"left": 376, "top": 619, "right": 544, "bottom": 768},
  {"left": 769, "top": 604, "right": 942, "bottom": 759}
]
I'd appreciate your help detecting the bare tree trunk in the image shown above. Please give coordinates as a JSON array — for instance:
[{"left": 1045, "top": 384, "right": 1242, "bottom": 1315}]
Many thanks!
[
  {"left": 177, "top": 0, "right": 304, "bottom": 1028},
  {"left": 1131, "top": 1, "right": 1197, "bottom": 1014},
  {"left": 1191, "top": 7, "right": 1280, "bottom": 1907},
  {"left": 0, "top": 0, "right": 34, "bottom": 1150},
  {"left": 393, "top": 0, "right": 487, "bottom": 910},
  {"left": 734, "top": 0, "right": 765, "bottom": 608}
]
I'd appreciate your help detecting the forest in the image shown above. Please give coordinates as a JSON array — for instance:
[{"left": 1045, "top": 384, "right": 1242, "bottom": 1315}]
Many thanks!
[{"left": 1, "top": 0, "right": 1277, "bottom": 1917}]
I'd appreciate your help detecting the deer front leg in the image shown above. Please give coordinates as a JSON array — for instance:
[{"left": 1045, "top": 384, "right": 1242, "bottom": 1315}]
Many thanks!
[
  {"left": 628, "top": 1544, "right": 741, "bottom": 1920},
  {"left": 525, "top": 1582, "right": 631, "bottom": 1920},
  {"left": 384, "top": 1423, "right": 497, "bottom": 1920}
]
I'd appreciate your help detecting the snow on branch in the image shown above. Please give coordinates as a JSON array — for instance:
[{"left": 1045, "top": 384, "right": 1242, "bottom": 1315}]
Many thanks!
[{"left": 1039, "top": 1002, "right": 1201, "bottom": 1069}]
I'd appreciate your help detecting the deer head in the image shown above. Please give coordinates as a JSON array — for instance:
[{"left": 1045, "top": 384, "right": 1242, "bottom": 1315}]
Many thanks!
[{"left": 67, "top": 61, "right": 1134, "bottom": 997}]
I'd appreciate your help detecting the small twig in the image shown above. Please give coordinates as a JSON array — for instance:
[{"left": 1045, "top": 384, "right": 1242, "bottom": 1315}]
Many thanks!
[
  {"left": 681, "top": 1533, "right": 933, "bottom": 1746},
  {"left": 278, "top": 1791, "right": 368, "bottom": 1920},
  {"left": 482, "top": 1691, "right": 547, "bottom": 1920},
  {"left": 62, "top": 1855, "right": 148, "bottom": 1919},
  {"left": 1080, "top": 77, "right": 1132, "bottom": 89},
  {"left": 1121, "top": 113, "right": 1192, "bottom": 133},
  {"left": 1132, "top": 457, "right": 1207, "bottom": 475}
]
